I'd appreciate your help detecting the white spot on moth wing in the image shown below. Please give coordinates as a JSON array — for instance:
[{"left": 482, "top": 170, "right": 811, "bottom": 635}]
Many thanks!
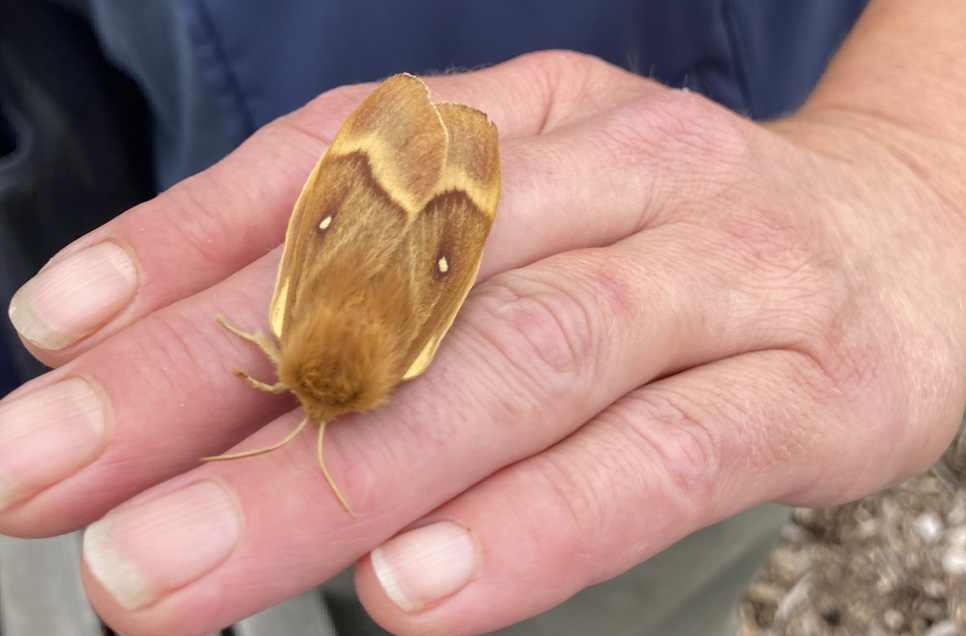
[
  {"left": 319, "top": 215, "right": 333, "bottom": 230},
  {"left": 438, "top": 256, "right": 449, "bottom": 273}
]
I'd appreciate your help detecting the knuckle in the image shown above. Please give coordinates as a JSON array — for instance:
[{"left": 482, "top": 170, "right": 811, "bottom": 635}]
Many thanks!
[
  {"left": 505, "top": 51, "right": 630, "bottom": 133},
  {"left": 621, "top": 391, "right": 721, "bottom": 515},
  {"left": 674, "top": 185, "right": 846, "bottom": 355},
  {"left": 525, "top": 452, "right": 610, "bottom": 578},
  {"left": 518, "top": 394, "right": 724, "bottom": 578},
  {"left": 468, "top": 268, "right": 598, "bottom": 405},
  {"left": 145, "top": 312, "right": 232, "bottom": 392},
  {"left": 512, "top": 49, "right": 596, "bottom": 69},
  {"left": 597, "top": 88, "right": 753, "bottom": 178},
  {"left": 511, "top": 50, "right": 614, "bottom": 91}
]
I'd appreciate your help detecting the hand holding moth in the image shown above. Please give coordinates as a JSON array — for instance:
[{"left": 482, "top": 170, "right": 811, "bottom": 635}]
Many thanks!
[{"left": 4, "top": 6, "right": 966, "bottom": 634}]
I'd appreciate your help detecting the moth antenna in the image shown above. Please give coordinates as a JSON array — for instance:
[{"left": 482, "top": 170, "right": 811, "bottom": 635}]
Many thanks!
[
  {"left": 217, "top": 315, "right": 282, "bottom": 364},
  {"left": 318, "top": 421, "right": 356, "bottom": 518},
  {"left": 201, "top": 417, "right": 310, "bottom": 462}
]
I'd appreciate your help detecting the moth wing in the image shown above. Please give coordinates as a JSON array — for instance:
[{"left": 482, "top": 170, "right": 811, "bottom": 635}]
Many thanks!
[
  {"left": 269, "top": 157, "right": 324, "bottom": 338},
  {"left": 269, "top": 74, "right": 448, "bottom": 338},
  {"left": 402, "top": 102, "right": 501, "bottom": 379}
]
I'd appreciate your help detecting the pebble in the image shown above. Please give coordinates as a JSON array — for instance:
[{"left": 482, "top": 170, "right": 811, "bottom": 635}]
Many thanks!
[
  {"left": 942, "top": 548, "right": 966, "bottom": 575},
  {"left": 915, "top": 512, "right": 944, "bottom": 543}
]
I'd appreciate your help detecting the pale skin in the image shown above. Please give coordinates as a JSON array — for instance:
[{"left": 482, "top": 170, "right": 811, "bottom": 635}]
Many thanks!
[{"left": 2, "top": 1, "right": 966, "bottom": 634}]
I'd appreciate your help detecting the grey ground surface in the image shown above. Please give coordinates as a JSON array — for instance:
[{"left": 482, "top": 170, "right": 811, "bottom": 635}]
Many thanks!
[{"left": 741, "top": 423, "right": 966, "bottom": 636}]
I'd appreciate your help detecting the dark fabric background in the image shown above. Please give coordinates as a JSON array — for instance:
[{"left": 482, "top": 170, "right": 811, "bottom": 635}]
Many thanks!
[{"left": 175, "top": 0, "right": 867, "bottom": 147}]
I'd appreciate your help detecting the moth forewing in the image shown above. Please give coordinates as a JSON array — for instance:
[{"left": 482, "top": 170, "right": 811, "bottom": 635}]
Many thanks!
[
  {"left": 401, "top": 102, "right": 501, "bottom": 378},
  {"left": 270, "top": 73, "right": 449, "bottom": 337},
  {"left": 269, "top": 155, "right": 326, "bottom": 338}
]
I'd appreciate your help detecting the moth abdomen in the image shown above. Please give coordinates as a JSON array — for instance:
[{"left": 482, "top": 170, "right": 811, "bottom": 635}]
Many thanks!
[{"left": 278, "top": 295, "right": 410, "bottom": 424}]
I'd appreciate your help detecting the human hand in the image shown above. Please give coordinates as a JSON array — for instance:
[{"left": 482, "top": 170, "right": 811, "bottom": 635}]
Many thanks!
[{"left": 2, "top": 45, "right": 965, "bottom": 635}]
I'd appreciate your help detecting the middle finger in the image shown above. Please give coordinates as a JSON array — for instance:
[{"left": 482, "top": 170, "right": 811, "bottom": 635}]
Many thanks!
[
  {"left": 0, "top": 89, "right": 756, "bottom": 535},
  {"left": 78, "top": 210, "right": 829, "bottom": 631}
]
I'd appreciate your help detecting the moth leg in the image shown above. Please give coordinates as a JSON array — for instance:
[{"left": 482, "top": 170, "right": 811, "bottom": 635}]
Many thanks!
[
  {"left": 217, "top": 315, "right": 282, "bottom": 364},
  {"left": 317, "top": 420, "right": 356, "bottom": 518},
  {"left": 217, "top": 315, "right": 288, "bottom": 392},
  {"left": 232, "top": 370, "right": 289, "bottom": 394},
  {"left": 202, "top": 416, "right": 310, "bottom": 462}
]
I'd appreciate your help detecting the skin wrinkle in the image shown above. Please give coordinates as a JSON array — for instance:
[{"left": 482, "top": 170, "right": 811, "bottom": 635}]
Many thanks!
[
  {"left": 715, "top": 202, "right": 816, "bottom": 278},
  {"left": 683, "top": 364, "right": 807, "bottom": 490},
  {"left": 456, "top": 308, "right": 557, "bottom": 437},
  {"left": 564, "top": 57, "right": 615, "bottom": 122},
  {"left": 705, "top": 360, "right": 812, "bottom": 472},
  {"left": 129, "top": 311, "right": 285, "bottom": 439},
  {"left": 380, "top": 378, "right": 476, "bottom": 451},
  {"left": 162, "top": 187, "right": 245, "bottom": 274},
  {"left": 189, "top": 124, "right": 308, "bottom": 212},
  {"left": 800, "top": 103, "right": 966, "bottom": 209},
  {"left": 134, "top": 329, "right": 222, "bottom": 420},
  {"left": 617, "top": 90, "right": 751, "bottom": 178},
  {"left": 282, "top": 114, "right": 341, "bottom": 151},
  {"left": 839, "top": 171, "right": 966, "bottom": 431},
  {"left": 627, "top": 390, "right": 722, "bottom": 513},
  {"left": 468, "top": 277, "right": 590, "bottom": 401},
  {"left": 300, "top": 82, "right": 388, "bottom": 121},
  {"left": 581, "top": 248, "right": 672, "bottom": 367},
  {"left": 484, "top": 474, "right": 592, "bottom": 617},
  {"left": 678, "top": 155, "right": 850, "bottom": 352},
  {"left": 587, "top": 112, "right": 749, "bottom": 235},
  {"left": 804, "top": 168, "right": 954, "bottom": 447},
  {"left": 815, "top": 313, "right": 891, "bottom": 415},
  {"left": 716, "top": 352, "right": 880, "bottom": 505},
  {"left": 578, "top": 418, "right": 668, "bottom": 538},
  {"left": 586, "top": 99, "right": 708, "bottom": 180},
  {"left": 517, "top": 452, "right": 603, "bottom": 585},
  {"left": 361, "top": 371, "right": 497, "bottom": 492},
  {"left": 564, "top": 406, "right": 706, "bottom": 581},
  {"left": 231, "top": 124, "right": 329, "bottom": 199},
  {"left": 638, "top": 222, "right": 828, "bottom": 368},
  {"left": 616, "top": 234, "right": 709, "bottom": 372},
  {"left": 735, "top": 263, "right": 837, "bottom": 361},
  {"left": 514, "top": 287, "right": 586, "bottom": 372},
  {"left": 156, "top": 174, "right": 291, "bottom": 287},
  {"left": 524, "top": 261, "right": 608, "bottom": 374},
  {"left": 589, "top": 264, "right": 633, "bottom": 349},
  {"left": 252, "top": 128, "right": 332, "bottom": 196}
]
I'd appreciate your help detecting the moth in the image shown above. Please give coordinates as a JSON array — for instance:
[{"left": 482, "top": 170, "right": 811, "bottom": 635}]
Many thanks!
[{"left": 205, "top": 74, "right": 501, "bottom": 517}]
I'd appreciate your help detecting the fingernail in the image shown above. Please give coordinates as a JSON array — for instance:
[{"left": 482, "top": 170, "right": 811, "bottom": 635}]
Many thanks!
[
  {"left": 0, "top": 378, "right": 108, "bottom": 510},
  {"left": 83, "top": 481, "right": 241, "bottom": 610},
  {"left": 9, "top": 241, "right": 138, "bottom": 350},
  {"left": 371, "top": 521, "right": 477, "bottom": 611}
]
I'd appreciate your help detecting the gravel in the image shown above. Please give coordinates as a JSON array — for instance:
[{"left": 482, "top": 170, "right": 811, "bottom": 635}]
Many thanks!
[{"left": 741, "top": 421, "right": 966, "bottom": 636}]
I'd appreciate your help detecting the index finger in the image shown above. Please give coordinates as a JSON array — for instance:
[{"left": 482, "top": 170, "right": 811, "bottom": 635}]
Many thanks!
[{"left": 9, "top": 52, "right": 646, "bottom": 362}]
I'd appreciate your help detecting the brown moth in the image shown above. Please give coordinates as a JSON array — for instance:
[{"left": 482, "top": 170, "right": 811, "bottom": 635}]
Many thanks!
[{"left": 205, "top": 74, "right": 501, "bottom": 517}]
